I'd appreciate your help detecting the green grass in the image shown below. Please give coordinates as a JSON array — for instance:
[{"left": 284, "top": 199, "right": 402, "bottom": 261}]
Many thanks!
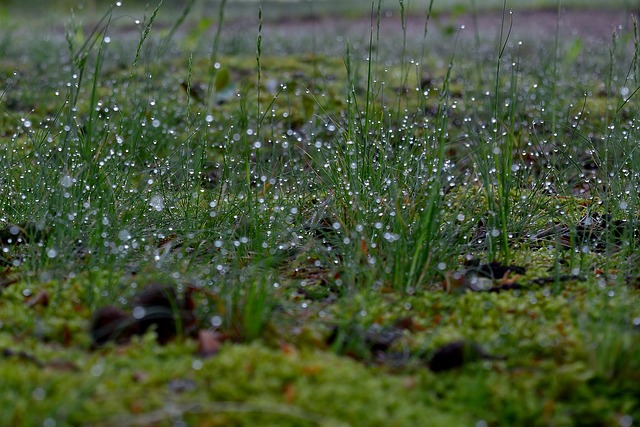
[{"left": 1, "top": 1, "right": 640, "bottom": 426}]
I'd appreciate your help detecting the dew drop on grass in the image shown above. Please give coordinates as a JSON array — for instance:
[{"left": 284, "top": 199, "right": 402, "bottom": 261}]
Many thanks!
[
  {"left": 46, "top": 248, "right": 57, "bottom": 258},
  {"left": 149, "top": 195, "right": 164, "bottom": 211},
  {"left": 210, "top": 316, "right": 222, "bottom": 327},
  {"left": 620, "top": 201, "right": 628, "bottom": 210},
  {"left": 118, "top": 229, "right": 131, "bottom": 241},
  {"left": 90, "top": 363, "right": 104, "bottom": 377},
  {"left": 60, "top": 175, "right": 73, "bottom": 188},
  {"left": 437, "top": 262, "right": 446, "bottom": 271},
  {"left": 32, "top": 388, "right": 45, "bottom": 401},
  {"left": 619, "top": 414, "right": 633, "bottom": 427},
  {"left": 132, "top": 306, "right": 145, "bottom": 319}
]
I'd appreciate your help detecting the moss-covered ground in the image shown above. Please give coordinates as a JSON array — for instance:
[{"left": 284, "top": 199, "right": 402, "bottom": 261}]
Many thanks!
[{"left": 1, "top": 2, "right": 640, "bottom": 426}]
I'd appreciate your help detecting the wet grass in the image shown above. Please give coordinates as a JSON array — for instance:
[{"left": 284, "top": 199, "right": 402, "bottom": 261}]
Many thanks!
[{"left": 1, "top": 1, "right": 640, "bottom": 426}]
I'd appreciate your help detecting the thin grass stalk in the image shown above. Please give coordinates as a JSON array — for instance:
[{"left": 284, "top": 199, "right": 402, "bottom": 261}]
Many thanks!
[
  {"left": 206, "top": 0, "right": 227, "bottom": 109},
  {"left": 131, "top": 1, "right": 163, "bottom": 72},
  {"left": 159, "top": 0, "right": 197, "bottom": 56}
]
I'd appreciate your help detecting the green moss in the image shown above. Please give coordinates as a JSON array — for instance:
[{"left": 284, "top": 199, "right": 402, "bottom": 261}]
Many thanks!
[{"left": 1, "top": 3, "right": 640, "bottom": 426}]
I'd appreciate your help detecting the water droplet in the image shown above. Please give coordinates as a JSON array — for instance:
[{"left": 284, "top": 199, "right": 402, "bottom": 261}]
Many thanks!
[
  {"left": 118, "top": 230, "right": 131, "bottom": 241},
  {"left": 132, "top": 306, "right": 145, "bottom": 319},
  {"left": 60, "top": 175, "right": 74, "bottom": 188},
  {"left": 619, "top": 414, "right": 633, "bottom": 427},
  {"left": 32, "top": 388, "right": 46, "bottom": 401},
  {"left": 46, "top": 248, "right": 57, "bottom": 258},
  {"left": 209, "top": 315, "right": 223, "bottom": 328},
  {"left": 90, "top": 363, "right": 104, "bottom": 376},
  {"left": 149, "top": 195, "right": 164, "bottom": 211}
]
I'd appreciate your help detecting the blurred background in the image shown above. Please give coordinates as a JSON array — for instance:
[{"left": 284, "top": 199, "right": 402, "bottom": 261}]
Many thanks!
[{"left": 1, "top": 0, "right": 637, "bottom": 22}]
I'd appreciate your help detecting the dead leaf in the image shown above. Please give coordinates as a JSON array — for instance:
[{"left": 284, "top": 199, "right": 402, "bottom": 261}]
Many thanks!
[
  {"left": 196, "top": 330, "right": 221, "bottom": 358},
  {"left": 25, "top": 289, "right": 49, "bottom": 308}
]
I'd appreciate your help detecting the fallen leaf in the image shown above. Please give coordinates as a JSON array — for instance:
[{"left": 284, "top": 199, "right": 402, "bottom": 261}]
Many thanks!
[
  {"left": 25, "top": 289, "right": 49, "bottom": 308},
  {"left": 196, "top": 330, "right": 221, "bottom": 358}
]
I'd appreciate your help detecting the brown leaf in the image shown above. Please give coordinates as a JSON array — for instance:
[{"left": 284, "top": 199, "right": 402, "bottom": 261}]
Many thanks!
[
  {"left": 0, "top": 274, "right": 19, "bottom": 289},
  {"left": 196, "top": 330, "right": 221, "bottom": 358},
  {"left": 25, "top": 289, "right": 49, "bottom": 308},
  {"left": 46, "top": 359, "right": 79, "bottom": 372}
]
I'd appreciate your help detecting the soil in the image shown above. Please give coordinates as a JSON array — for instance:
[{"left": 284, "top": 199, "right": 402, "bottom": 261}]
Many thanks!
[{"left": 253, "top": 8, "right": 637, "bottom": 44}]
